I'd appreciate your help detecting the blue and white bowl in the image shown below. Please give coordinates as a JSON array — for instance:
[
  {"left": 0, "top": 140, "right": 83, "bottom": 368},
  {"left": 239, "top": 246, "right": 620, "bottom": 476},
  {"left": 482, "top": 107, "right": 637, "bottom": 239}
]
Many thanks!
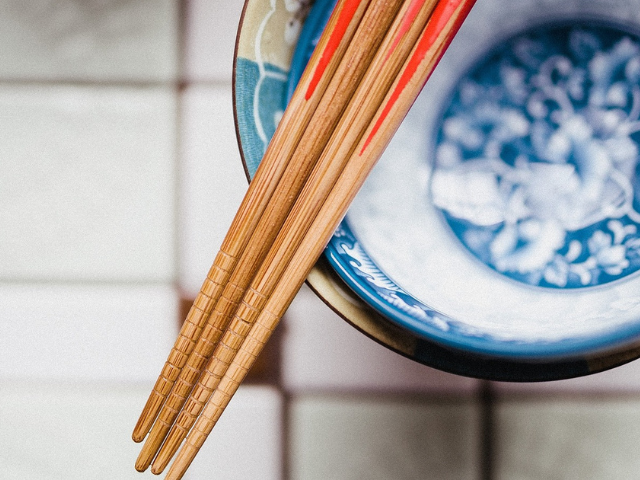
[{"left": 234, "top": 0, "right": 640, "bottom": 380}]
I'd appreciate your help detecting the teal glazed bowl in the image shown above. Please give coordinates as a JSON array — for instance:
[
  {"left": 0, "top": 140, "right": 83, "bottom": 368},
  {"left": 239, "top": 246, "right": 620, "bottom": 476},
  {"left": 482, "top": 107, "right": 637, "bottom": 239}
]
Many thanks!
[{"left": 233, "top": 0, "right": 640, "bottom": 380}]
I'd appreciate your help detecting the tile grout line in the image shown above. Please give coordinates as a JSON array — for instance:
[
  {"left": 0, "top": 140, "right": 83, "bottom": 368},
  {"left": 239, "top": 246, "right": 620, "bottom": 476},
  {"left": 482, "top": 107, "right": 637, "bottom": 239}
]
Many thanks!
[
  {"left": 174, "top": 0, "right": 190, "bottom": 297},
  {"left": 480, "top": 381, "right": 495, "bottom": 480},
  {"left": 281, "top": 389, "right": 293, "bottom": 480}
]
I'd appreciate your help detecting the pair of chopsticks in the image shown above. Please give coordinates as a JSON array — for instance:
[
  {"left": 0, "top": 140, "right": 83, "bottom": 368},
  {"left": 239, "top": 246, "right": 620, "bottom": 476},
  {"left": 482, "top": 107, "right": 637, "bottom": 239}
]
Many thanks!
[{"left": 133, "top": 0, "right": 476, "bottom": 478}]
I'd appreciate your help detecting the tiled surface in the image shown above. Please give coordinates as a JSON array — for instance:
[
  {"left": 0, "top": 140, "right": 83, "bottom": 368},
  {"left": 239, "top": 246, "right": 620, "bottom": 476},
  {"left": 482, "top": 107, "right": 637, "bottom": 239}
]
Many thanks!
[
  {"left": 0, "top": 84, "right": 176, "bottom": 282},
  {"left": 0, "top": 283, "right": 177, "bottom": 382},
  {"left": 183, "top": 0, "right": 246, "bottom": 82},
  {"left": 0, "top": 381, "right": 150, "bottom": 480},
  {"left": 0, "top": 0, "right": 178, "bottom": 82},
  {"left": 4, "top": 1, "right": 640, "bottom": 480},
  {"left": 289, "top": 395, "right": 481, "bottom": 480},
  {"left": 494, "top": 399, "right": 640, "bottom": 480},
  {"left": 0, "top": 382, "right": 281, "bottom": 480}
]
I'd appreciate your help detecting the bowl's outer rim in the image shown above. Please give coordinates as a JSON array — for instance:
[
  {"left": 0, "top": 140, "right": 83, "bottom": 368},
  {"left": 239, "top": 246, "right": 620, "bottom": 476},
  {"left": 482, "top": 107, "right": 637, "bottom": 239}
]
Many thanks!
[{"left": 231, "top": 0, "right": 640, "bottom": 380}]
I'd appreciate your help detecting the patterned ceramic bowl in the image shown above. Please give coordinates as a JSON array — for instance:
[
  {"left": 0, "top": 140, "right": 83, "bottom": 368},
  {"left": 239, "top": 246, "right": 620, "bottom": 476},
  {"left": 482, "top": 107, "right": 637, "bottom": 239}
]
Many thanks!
[{"left": 234, "top": 0, "right": 640, "bottom": 380}]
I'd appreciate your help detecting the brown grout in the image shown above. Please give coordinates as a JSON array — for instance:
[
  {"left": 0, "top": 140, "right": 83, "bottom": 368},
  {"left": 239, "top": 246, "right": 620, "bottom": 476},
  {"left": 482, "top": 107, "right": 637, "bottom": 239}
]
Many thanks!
[{"left": 479, "top": 381, "right": 495, "bottom": 480}]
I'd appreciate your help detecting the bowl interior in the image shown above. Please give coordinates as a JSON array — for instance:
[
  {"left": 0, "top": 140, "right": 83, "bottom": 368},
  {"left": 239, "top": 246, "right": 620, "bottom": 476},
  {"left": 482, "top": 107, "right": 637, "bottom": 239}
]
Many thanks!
[{"left": 234, "top": 0, "right": 640, "bottom": 361}]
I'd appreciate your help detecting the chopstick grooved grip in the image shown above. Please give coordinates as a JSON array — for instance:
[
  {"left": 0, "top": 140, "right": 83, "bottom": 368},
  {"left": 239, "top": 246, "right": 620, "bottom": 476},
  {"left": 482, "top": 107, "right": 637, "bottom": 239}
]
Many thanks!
[
  {"left": 163, "top": 310, "right": 280, "bottom": 480},
  {"left": 152, "top": 289, "right": 267, "bottom": 473},
  {"left": 141, "top": 279, "right": 257, "bottom": 471},
  {"left": 149, "top": 290, "right": 268, "bottom": 473},
  {"left": 182, "top": 0, "right": 439, "bottom": 409},
  {"left": 132, "top": 254, "right": 233, "bottom": 443},
  {"left": 132, "top": 0, "right": 371, "bottom": 446}
]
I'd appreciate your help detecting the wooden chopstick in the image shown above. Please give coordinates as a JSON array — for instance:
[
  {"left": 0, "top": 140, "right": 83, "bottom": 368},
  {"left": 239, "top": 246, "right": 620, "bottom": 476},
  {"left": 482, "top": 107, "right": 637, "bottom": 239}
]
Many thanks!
[
  {"left": 134, "top": 0, "right": 406, "bottom": 471},
  {"left": 148, "top": 0, "right": 439, "bottom": 473},
  {"left": 161, "top": 1, "right": 477, "bottom": 478},
  {"left": 132, "top": 0, "right": 372, "bottom": 446}
]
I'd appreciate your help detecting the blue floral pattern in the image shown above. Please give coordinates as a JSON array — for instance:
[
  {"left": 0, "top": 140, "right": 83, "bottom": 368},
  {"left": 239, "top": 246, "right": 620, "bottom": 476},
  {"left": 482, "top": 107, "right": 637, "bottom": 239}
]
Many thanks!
[{"left": 432, "top": 22, "right": 640, "bottom": 288}]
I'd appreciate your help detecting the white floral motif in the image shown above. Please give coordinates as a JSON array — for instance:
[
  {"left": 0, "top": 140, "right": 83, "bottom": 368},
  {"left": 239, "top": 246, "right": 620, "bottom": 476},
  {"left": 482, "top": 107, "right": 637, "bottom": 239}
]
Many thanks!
[{"left": 432, "top": 23, "right": 640, "bottom": 288}]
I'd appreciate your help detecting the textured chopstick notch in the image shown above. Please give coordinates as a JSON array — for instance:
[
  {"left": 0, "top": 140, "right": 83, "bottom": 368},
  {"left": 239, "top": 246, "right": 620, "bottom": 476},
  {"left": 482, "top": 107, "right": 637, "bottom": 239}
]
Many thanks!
[
  {"left": 163, "top": 310, "right": 280, "bottom": 480},
  {"left": 131, "top": 251, "right": 233, "bottom": 443},
  {"left": 149, "top": 289, "right": 268, "bottom": 473}
]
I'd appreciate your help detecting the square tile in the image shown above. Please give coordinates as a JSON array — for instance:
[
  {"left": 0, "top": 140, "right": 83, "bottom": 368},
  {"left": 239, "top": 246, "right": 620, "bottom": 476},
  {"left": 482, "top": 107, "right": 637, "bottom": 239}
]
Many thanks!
[
  {"left": 0, "top": 283, "right": 178, "bottom": 383},
  {"left": 0, "top": 381, "right": 152, "bottom": 480},
  {"left": 0, "top": 84, "right": 176, "bottom": 282},
  {"left": 0, "top": 0, "right": 178, "bottom": 82},
  {"left": 495, "top": 398, "right": 640, "bottom": 480},
  {"left": 178, "top": 85, "right": 249, "bottom": 298},
  {"left": 289, "top": 395, "right": 480, "bottom": 480},
  {"left": 183, "top": 0, "right": 246, "bottom": 82},
  {"left": 282, "top": 285, "right": 480, "bottom": 394},
  {"left": 184, "top": 386, "right": 283, "bottom": 480}
]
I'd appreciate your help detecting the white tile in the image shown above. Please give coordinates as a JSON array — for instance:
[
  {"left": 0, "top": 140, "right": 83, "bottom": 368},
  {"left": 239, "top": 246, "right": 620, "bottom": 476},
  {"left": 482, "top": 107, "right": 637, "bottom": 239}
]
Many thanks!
[
  {"left": 0, "top": 381, "right": 153, "bottom": 480},
  {"left": 282, "top": 285, "right": 479, "bottom": 394},
  {"left": 0, "top": 0, "right": 178, "bottom": 82},
  {"left": 178, "top": 85, "right": 249, "bottom": 298},
  {"left": 0, "top": 84, "right": 176, "bottom": 282},
  {"left": 494, "top": 357, "right": 640, "bottom": 394},
  {"left": 183, "top": 0, "right": 246, "bottom": 82},
  {"left": 0, "top": 283, "right": 178, "bottom": 383},
  {"left": 184, "top": 386, "right": 283, "bottom": 480}
]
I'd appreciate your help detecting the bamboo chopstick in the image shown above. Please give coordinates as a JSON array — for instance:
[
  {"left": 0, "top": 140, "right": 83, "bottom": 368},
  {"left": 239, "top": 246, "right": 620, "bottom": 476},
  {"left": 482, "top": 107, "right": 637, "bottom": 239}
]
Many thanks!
[
  {"left": 134, "top": 0, "right": 406, "bottom": 471},
  {"left": 149, "top": 0, "right": 439, "bottom": 473},
  {"left": 161, "top": 1, "right": 476, "bottom": 478},
  {"left": 132, "top": 0, "right": 372, "bottom": 445}
]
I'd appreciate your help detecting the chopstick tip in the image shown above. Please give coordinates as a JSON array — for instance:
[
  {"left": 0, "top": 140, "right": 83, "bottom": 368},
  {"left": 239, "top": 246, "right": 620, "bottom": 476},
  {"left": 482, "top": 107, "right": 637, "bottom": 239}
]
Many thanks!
[
  {"left": 131, "top": 430, "right": 145, "bottom": 443},
  {"left": 132, "top": 391, "right": 166, "bottom": 442},
  {"left": 134, "top": 451, "right": 154, "bottom": 473}
]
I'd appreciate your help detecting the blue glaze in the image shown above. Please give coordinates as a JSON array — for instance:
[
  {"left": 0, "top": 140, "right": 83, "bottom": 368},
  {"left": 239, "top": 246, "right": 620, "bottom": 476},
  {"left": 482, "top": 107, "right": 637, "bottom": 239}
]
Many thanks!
[{"left": 432, "top": 22, "right": 640, "bottom": 289}]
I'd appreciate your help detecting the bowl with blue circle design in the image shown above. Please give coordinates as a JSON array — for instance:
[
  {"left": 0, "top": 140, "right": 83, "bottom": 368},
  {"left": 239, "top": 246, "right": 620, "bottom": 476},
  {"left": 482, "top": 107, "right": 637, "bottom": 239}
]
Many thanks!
[{"left": 233, "top": 0, "right": 640, "bottom": 379}]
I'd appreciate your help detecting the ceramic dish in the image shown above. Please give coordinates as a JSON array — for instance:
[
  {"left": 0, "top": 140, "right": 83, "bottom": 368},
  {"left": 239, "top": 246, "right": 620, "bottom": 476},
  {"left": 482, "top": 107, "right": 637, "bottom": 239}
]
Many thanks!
[{"left": 233, "top": 0, "right": 640, "bottom": 380}]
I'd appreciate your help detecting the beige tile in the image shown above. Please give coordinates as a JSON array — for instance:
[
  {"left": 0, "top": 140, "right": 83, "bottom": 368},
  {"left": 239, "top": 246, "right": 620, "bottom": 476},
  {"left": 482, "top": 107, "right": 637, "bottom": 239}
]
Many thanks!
[
  {"left": 183, "top": 0, "right": 246, "bottom": 82},
  {"left": 495, "top": 398, "right": 640, "bottom": 480},
  {"left": 290, "top": 395, "right": 480, "bottom": 480},
  {"left": 184, "top": 386, "right": 283, "bottom": 480},
  {"left": 0, "top": 84, "right": 176, "bottom": 282},
  {"left": 0, "top": 0, "right": 178, "bottom": 82},
  {"left": 0, "top": 381, "right": 152, "bottom": 480},
  {"left": 178, "top": 85, "right": 248, "bottom": 298},
  {"left": 282, "top": 285, "right": 480, "bottom": 394},
  {"left": 0, "top": 283, "right": 178, "bottom": 383}
]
